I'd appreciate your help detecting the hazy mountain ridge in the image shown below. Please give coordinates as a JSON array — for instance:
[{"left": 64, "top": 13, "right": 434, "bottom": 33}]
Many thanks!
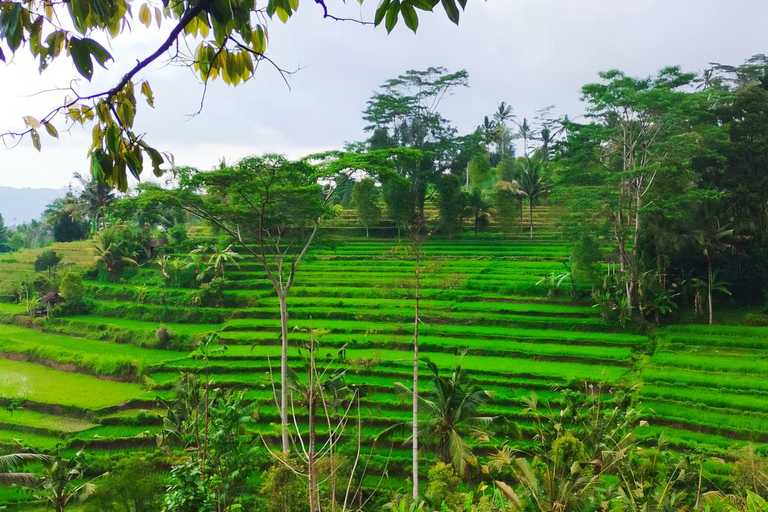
[{"left": 0, "top": 186, "right": 69, "bottom": 226}]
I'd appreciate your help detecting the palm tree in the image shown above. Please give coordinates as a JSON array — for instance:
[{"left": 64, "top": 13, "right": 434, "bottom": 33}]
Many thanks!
[
  {"left": 416, "top": 362, "right": 495, "bottom": 475},
  {"left": 207, "top": 244, "right": 242, "bottom": 278},
  {"left": 93, "top": 227, "right": 137, "bottom": 281},
  {"left": 516, "top": 157, "right": 549, "bottom": 238},
  {"left": 691, "top": 218, "right": 735, "bottom": 325},
  {"left": 493, "top": 102, "right": 515, "bottom": 157},
  {"left": 0, "top": 452, "right": 48, "bottom": 486},
  {"left": 464, "top": 188, "right": 491, "bottom": 236},
  {"left": 34, "top": 450, "right": 100, "bottom": 512},
  {"left": 480, "top": 115, "right": 498, "bottom": 152},
  {"left": 73, "top": 172, "right": 115, "bottom": 234},
  {"left": 517, "top": 118, "right": 536, "bottom": 157}
]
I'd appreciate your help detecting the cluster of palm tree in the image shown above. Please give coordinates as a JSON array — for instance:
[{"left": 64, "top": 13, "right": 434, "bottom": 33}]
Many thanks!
[{"left": 158, "top": 243, "right": 242, "bottom": 287}]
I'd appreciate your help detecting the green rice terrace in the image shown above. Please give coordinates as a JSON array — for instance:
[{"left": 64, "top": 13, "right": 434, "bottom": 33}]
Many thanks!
[
  {"left": 5, "top": 56, "right": 768, "bottom": 511},
  {"left": 1, "top": 201, "right": 768, "bottom": 510}
]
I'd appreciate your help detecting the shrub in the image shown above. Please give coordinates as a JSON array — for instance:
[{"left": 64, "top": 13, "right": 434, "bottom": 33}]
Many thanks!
[
  {"left": 59, "top": 272, "right": 85, "bottom": 302},
  {"left": 169, "top": 224, "right": 188, "bottom": 246}
]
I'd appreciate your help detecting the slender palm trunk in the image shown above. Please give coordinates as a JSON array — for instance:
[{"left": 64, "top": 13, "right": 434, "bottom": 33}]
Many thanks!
[
  {"left": 308, "top": 335, "right": 319, "bottom": 512},
  {"left": 529, "top": 200, "right": 534, "bottom": 239},
  {"left": 278, "top": 292, "right": 290, "bottom": 453},
  {"left": 707, "top": 255, "right": 713, "bottom": 325},
  {"left": 412, "top": 259, "right": 420, "bottom": 502}
]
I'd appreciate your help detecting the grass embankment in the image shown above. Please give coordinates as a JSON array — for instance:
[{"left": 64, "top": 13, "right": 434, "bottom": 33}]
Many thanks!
[
  {"left": 0, "top": 358, "right": 155, "bottom": 410},
  {"left": 640, "top": 324, "right": 768, "bottom": 445}
]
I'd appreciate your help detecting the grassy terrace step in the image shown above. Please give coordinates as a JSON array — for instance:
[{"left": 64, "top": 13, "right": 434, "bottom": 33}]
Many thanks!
[
  {"left": 159, "top": 345, "right": 629, "bottom": 382},
  {"left": 0, "top": 358, "right": 157, "bottom": 410},
  {"left": 640, "top": 384, "right": 768, "bottom": 414},
  {"left": 150, "top": 371, "right": 570, "bottom": 398},
  {"left": 87, "top": 282, "right": 583, "bottom": 305},
  {"left": 641, "top": 367, "right": 768, "bottom": 394},
  {"left": 61, "top": 315, "right": 220, "bottom": 335},
  {"left": 0, "top": 409, "right": 95, "bottom": 434},
  {"left": 660, "top": 324, "right": 768, "bottom": 350},
  {"left": 649, "top": 351, "right": 768, "bottom": 374},
  {"left": 642, "top": 400, "right": 768, "bottom": 440},
  {"left": 0, "top": 427, "right": 64, "bottom": 450},
  {"left": 222, "top": 318, "right": 643, "bottom": 345},
  {"left": 0, "top": 325, "right": 186, "bottom": 378},
  {"left": 218, "top": 332, "right": 633, "bottom": 362},
  {"left": 85, "top": 299, "right": 609, "bottom": 330},
  {"left": 636, "top": 425, "right": 767, "bottom": 454}
]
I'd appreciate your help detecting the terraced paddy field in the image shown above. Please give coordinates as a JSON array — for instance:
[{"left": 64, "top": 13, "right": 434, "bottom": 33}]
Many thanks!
[{"left": 2, "top": 221, "right": 768, "bottom": 504}]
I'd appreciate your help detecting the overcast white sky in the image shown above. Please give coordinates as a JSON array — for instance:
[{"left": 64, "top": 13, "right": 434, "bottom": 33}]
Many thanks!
[{"left": 1, "top": 0, "right": 767, "bottom": 189}]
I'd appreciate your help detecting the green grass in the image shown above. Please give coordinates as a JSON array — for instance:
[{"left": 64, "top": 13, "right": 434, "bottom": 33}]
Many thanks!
[
  {"left": 0, "top": 325, "right": 186, "bottom": 377},
  {"left": 640, "top": 384, "right": 768, "bottom": 415},
  {"left": 0, "top": 428, "right": 64, "bottom": 450},
  {"left": 0, "top": 358, "right": 155, "bottom": 409},
  {"left": 0, "top": 408, "right": 95, "bottom": 433},
  {"left": 63, "top": 315, "right": 221, "bottom": 335},
  {"left": 650, "top": 352, "right": 768, "bottom": 375},
  {"left": 643, "top": 400, "right": 768, "bottom": 437},
  {"left": 641, "top": 367, "right": 768, "bottom": 393},
  {"left": 70, "top": 424, "right": 162, "bottom": 441}
]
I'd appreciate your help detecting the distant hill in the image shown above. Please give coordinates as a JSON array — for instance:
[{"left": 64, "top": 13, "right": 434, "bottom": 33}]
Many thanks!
[{"left": 0, "top": 186, "right": 69, "bottom": 227}]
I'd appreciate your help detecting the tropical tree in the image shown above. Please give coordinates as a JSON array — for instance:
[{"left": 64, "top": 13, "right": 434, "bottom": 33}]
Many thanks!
[
  {"left": 493, "top": 178, "right": 522, "bottom": 238},
  {"left": 467, "top": 152, "right": 493, "bottom": 189},
  {"left": 93, "top": 227, "right": 137, "bottom": 281},
  {"left": 207, "top": 244, "right": 242, "bottom": 278},
  {"left": 516, "top": 157, "right": 548, "bottom": 238},
  {"left": 691, "top": 217, "right": 736, "bottom": 324},
  {"left": 517, "top": 117, "right": 536, "bottom": 157},
  {"left": 350, "top": 177, "right": 382, "bottom": 237},
  {"left": 391, "top": 361, "right": 495, "bottom": 476},
  {"left": 435, "top": 174, "right": 466, "bottom": 236},
  {"left": 364, "top": 67, "right": 469, "bottom": 216},
  {"left": 44, "top": 194, "right": 89, "bottom": 242},
  {"left": 492, "top": 101, "right": 516, "bottom": 158},
  {"left": 563, "top": 67, "right": 702, "bottom": 319},
  {"left": 72, "top": 173, "right": 116, "bottom": 234},
  {"left": 464, "top": 188, "right": 491, "bottom": 236},
  {"left": 0, "top": 214, "right": 10, "bottom": 253},
  {"left": 33, "top": 450, "right": 101, "bottom": 512}
]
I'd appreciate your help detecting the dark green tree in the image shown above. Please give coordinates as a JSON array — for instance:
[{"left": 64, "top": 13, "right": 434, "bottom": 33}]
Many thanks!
[
  {"left": 363, "top": 67, "right": 469, "bottom": 216},
  {"left": 0, "top": 214, "right": 10, "bottom": 253},
  {"left": 350, "top": 177, "right": 382, "bottom": 237},
  {"left": 435, "top": 174, "right": 466, "bottom": 236},
  {"left": 464, "top": 188, "right": 491, "bottom": 236}
]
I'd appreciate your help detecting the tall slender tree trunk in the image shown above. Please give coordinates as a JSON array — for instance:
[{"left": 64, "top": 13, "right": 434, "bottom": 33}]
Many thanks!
[
  {"left": 278, "top": 292, "right": 290, "bottom": 453},
  {"left": 707, "top": 255, "right": 713, "bottom": 325},
  {"left": 308, "top": 334, "right": 319, "bottom": 512},
  {"left": 412, "top": 257, "right": 420, "bottom": 502},
  {"left": 529, "top": 200, "right": 534, "bottom": 239}
]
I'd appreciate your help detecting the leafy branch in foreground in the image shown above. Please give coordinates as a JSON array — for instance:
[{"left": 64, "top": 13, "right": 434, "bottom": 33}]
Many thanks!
[{"left": 0, "top": 0, "right": 471, "bottom": 190}]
